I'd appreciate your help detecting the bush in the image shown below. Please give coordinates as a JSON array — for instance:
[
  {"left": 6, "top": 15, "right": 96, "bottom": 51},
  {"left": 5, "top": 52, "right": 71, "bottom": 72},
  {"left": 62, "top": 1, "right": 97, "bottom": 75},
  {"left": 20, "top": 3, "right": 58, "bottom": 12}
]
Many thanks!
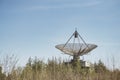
[{"left": 0, "top": 56, "right": 120, "bottom": 80}]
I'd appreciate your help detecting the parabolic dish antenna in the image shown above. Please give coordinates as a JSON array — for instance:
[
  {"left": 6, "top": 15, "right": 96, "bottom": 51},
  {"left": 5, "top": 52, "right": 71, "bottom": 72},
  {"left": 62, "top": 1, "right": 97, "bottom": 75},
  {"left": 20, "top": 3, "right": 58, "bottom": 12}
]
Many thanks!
[
  {"left": 55, "top": 43, "right": 97, "bottom": 56},
  {"left": 55, "top": 29, "right": 97, "bottom": 62}
]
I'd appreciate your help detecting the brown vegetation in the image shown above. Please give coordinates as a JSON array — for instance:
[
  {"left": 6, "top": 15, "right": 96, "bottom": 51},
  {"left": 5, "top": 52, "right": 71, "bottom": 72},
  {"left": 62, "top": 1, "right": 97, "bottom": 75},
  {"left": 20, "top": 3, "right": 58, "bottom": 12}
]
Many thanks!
[{"left": 0, "top": 56, "right": 120, "bottom": 80}]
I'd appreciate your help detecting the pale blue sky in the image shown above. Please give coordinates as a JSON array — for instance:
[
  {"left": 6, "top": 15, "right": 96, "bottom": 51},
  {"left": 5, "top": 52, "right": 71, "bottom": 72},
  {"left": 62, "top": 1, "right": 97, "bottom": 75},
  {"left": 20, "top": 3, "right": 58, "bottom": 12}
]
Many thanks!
[{"left": 0, "top": 0, "right": 120, "bottom": 69}]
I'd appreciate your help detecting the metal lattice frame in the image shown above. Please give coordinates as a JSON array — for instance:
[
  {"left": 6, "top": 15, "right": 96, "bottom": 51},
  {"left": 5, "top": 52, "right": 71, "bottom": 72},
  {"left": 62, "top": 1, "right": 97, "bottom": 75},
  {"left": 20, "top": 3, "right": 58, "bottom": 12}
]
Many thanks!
[{"left": 55, "top": 30, "right": 97, "bottom": 62}]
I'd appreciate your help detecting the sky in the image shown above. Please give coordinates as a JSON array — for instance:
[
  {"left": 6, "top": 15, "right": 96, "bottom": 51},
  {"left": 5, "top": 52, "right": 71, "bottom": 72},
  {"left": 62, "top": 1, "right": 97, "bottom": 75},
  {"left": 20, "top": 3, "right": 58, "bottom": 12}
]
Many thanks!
[{"left": 0, "top": 0, "right": 120, "bottom": 69}]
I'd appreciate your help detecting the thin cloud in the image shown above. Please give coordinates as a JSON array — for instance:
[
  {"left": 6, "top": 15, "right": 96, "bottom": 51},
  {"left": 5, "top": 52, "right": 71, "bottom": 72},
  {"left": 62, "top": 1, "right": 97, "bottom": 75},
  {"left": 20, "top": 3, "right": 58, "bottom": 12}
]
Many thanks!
[{"left": 27, "top": 1, "right": 102, "bottom": 11}]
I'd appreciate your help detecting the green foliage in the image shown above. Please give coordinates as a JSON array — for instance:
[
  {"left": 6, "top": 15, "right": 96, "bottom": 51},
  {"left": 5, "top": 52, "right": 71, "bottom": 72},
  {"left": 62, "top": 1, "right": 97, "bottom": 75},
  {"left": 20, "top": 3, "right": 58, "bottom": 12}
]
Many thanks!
[
  {"left": 94, "top": 60, "right": 108, "bottom": 73},
  {"left": 0, "top": 66, "right": 6, "bottom": 80}
]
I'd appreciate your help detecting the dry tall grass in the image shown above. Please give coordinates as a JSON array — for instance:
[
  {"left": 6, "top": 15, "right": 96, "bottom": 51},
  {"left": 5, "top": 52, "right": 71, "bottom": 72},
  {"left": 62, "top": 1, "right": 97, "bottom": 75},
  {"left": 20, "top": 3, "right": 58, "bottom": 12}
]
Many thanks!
[{"left": 0, "top": 57, "right": 120, "bottom": 80}]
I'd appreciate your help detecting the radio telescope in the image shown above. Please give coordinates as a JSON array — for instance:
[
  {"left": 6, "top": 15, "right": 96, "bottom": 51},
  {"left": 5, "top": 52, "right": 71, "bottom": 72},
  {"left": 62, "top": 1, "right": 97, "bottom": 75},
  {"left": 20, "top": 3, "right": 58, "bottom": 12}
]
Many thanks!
[{"left": 55, "top": 29, "right": 97, "bottom": 67}]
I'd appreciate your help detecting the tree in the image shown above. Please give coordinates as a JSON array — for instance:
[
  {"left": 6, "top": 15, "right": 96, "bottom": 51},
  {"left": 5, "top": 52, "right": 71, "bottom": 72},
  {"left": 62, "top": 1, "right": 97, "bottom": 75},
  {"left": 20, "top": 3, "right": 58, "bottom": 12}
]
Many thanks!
[
  {"left": 0, "top": 66, "right": 6, "bottom": 80},
  {"left": 94, "top": 60, "right": 108, "bottom": 73}
]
